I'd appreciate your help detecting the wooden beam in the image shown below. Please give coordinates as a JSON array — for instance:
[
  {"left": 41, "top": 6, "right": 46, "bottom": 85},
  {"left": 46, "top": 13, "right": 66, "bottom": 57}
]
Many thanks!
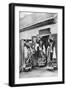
[{"left": 20, "top": 18, "right": 56, "bottom": 33}]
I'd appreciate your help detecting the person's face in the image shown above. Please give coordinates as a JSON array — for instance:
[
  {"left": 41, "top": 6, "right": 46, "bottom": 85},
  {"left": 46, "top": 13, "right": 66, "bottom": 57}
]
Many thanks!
[
  {"left": 26, "top": 42, "right": 29, "bottom": 46},
  {"left": 37, "top": 35, "right": 40, "bottom": 41},
  {"left": 33, "top": 38, "right": 36, "bottom": 43},
  {"left": 40, "top": 40, "right": 42, "bottom": 45}
]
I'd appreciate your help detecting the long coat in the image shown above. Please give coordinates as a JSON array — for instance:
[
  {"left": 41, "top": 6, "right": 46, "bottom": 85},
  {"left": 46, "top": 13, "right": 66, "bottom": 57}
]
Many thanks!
[{"left": 47, "top": 44, "right": 56, "bottom": 63}]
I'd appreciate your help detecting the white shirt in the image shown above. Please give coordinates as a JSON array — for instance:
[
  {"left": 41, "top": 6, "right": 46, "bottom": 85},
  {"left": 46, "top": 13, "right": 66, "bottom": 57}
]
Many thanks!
[{"left": 24, "top": 46, "right": 28, "bottom": 58}]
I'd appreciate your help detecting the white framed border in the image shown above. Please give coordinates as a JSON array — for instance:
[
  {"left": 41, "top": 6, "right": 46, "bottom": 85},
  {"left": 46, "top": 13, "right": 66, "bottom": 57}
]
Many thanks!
[{"left": 15, "top": 6, "right": 63, "bottom": 84}]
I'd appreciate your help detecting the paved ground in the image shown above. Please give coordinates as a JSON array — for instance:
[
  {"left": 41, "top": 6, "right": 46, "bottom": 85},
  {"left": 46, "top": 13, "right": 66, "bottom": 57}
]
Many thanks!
[{"left": 19, "top": 66, "right": 58, "bottom": 78}]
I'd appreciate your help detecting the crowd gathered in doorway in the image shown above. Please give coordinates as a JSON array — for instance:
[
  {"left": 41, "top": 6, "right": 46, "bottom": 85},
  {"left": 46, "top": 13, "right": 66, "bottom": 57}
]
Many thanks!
[{"left": 21, "top": 34, "right": 57, "bottom": 72}]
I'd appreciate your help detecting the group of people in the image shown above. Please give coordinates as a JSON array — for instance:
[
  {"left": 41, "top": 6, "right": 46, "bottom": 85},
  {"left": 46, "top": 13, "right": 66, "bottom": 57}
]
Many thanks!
[{"left": 23, "top": 35, "right": 57, "bottom": 71}]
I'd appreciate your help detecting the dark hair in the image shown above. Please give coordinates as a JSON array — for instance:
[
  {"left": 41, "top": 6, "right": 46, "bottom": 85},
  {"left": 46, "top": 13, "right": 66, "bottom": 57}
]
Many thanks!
[{"left": 49, "top": 39, "right": 53, "bottom": 42}]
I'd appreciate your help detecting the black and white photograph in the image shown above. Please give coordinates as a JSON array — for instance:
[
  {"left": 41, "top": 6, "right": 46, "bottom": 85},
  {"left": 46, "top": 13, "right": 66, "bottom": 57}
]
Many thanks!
[
  {"left": 19, "top": 12, "right": 58, "bottom": 78},
  {"left": 9, "top": 3, "right": 64, "bottom": 86}
]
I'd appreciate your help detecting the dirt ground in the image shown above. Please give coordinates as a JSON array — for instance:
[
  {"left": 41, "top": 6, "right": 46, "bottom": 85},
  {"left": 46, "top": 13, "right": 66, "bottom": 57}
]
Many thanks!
[{"left": 19, "top": 66, "right": 58, "bottom": 78}]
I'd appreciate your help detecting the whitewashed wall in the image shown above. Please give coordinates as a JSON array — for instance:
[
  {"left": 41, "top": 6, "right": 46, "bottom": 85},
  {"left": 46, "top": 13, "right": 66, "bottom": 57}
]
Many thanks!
[{"left": 19, "top": 23, "right": 57, "bottom": 40}]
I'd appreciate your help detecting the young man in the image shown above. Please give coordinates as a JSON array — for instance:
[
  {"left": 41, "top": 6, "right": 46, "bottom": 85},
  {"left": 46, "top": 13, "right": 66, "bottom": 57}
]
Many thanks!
[{"left": 47, "top": 35, "right": 56, "bottom": 70}]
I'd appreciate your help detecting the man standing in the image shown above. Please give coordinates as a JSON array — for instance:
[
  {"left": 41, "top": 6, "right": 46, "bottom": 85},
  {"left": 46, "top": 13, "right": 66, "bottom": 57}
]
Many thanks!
[{"left": 47, "top": 35, "right": 56, "bottom": 69}]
